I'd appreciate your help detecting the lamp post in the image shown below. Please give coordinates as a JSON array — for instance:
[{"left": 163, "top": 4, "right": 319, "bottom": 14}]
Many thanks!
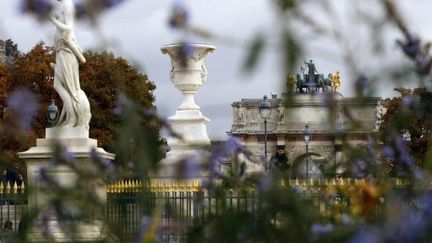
[
  {"left": 303, "top": 124, "right": 311, "bottom": 179},
  {"left": 259, "top": 95, "right": 271, "bottom": 171},
  {"left": 47, "top": 99, "right": 59, "bottom": 127}
]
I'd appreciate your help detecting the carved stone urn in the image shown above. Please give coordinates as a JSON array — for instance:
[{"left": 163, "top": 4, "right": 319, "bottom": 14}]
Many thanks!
[{"left": 160, "top": 43, "right": 215, "bottom": 174}]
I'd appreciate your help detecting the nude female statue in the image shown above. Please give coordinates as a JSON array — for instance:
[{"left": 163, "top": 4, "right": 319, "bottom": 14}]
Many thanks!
[{"left": 49, "top": 0, "right": 91, "bottom": 128}]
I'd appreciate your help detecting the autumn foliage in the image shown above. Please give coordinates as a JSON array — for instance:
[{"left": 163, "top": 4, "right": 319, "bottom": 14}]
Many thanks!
[{"left": 380, "top": 88, "right": 432, "bottom": 168}]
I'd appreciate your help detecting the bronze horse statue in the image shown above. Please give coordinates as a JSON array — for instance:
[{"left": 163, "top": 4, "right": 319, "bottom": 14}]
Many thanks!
[
  {"left": 319, "top": 73, "right": 333, "bottom": 92},
  {"left": 296, "top": 73, "right": 326, "bottom": 93}
]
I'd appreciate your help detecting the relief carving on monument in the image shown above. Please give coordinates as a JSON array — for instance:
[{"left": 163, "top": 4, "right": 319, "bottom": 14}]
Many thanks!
[
  {"left": 237, "top": 104, "right": 246, "bottom": 124},
  {"left": 277, "top": 103, "right": 285, "bottom": 124}
]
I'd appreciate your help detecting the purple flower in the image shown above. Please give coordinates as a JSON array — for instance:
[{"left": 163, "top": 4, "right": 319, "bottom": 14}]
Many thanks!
[
  {"left": 6, "top": 88, "right": 38, "bottom": 131},
  {"left": 168, "top": 1, "right": 189, "bottom": 29},
  {"left": 225, "top": 136, "right": 245, "bottom": 154},
  {"left": 355, "top": 75, "right": 369, "bottom": 92},
  {"left": 340, "top": 213, "right": 355, "bottom": 226},
  {"left": 352, "top": 160, "right": 368, "bottom": 178},
  {"left": 75, "top": 0, "right": 126, "bottom": 18},
  {"left": 40, "top": 209, "right": 55, "bottom": 240},
  {"left": 395, "top": 211, "right": 425, "bottom": 241},
  {"left": 131, "top": 216, "right": 153, "bottom": 243},
  {"left": 419, "top": 192, "right": 432, "bottom": 218},
  {"left": 400, "top": 154, "right": 413, "bottom": 166},
  {"left": 91, "top": 148, "right": 115, "bottom": 174},
  {"left": 20, "top": 0, "right": 53, "bottom": 18},
  {"left": 74, "top": 2, "right": 87, "bottom": 18},
  {"left": 176, "top": 42, "right": 195, "bottom": 67},
  {"left": 397, "top": 34, "right": 421, "bottom": 59},
  {"left": 257, "top": 173, "right": 272, "bottom": 191},
  {"left": 184, "top": 155, "right": 201, "bottom": 178},
  {"left": 61, "top": 148, "right": 75, "bottom": 164},
  {"left": 382, "top": 146, "right": 395, "bottom": 159},
  {"left": 350, "top": 229, "right": 381, "bottom": 243},
  {"left": 311, "top": 223, "right": 334, "bottom": 234},
  {"left": 395, "top": 135, "right": 408, "bottom": 155},
  {"left": 402, "top": 96, "right": 419, "bottom": 107},
  {"left": 112, "top": 106, "right": 122, "bottom": 115}
]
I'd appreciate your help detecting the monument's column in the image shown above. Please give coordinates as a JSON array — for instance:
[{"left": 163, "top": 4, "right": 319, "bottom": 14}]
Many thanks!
[{"left": 159, "top": 43, "right": 215, "bottom": 176}]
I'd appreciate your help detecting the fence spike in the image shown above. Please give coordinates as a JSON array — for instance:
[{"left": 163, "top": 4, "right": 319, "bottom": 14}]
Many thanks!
[
  {"left": 107, "top": 182, "right": 112, "bottom": 193},
  {"left": 127, "top": 180, "right": 132, "bottom": 191},
  {"left": 194, "top": 179, "right": 199, "bottom": 191},
  {"left": 166, "top": 180, "right": 171, "bottom": 191},
  {"left": 132, "top": 179, "right": 137, "bottom": 191},
  {"left": 187, "top": 180, "right": 191, "bottom": 192},
  {"left": 295, "top": 178, "right": 299, "bottom": 186},
  {"left": 20, "top": 181, "right": 25, "bottom": 193},
  {"left": 13, "top": 182, "right": 18, "bottom": 193},
  {"left": 112, "top": 181, "right": 117, "bottom": 193},
  {"left": 123, "top": 180, "right": 128, "bottom": 192},
  {"left": 110, "top": 181, "right": 116, "bottom": 193},
  {"left": 6, "top": 181, "right": 11, "bottom": 193},
  {"left": 117, "top": 180, "right": 122, "bottom": 193},
  {"left": 158, "top": 180, "right": 163, "bottom": 192},
  {"left": 114, "top": 180, "right": 119, "bottom": 190}
]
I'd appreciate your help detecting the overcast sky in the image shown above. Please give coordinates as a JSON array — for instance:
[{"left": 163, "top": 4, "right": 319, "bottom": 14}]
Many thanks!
[{"left": 0, "top": 0, "right": 430, "bottom": 140}]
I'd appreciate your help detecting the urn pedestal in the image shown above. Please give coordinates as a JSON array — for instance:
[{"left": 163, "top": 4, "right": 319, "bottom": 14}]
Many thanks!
[{"left": 159, "top": 43, "right": 215, "bottom": 176}]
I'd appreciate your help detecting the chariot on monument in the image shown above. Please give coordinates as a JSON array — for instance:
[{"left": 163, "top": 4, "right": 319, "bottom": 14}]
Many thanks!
[{"left": 293, "top": 59, "right": 339, "bottom": 93}]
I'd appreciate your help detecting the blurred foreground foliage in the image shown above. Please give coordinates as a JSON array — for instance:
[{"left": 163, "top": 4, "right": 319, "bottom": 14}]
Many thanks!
[{"left": 4, "top": 0, "right": 432, "bottom": 242}]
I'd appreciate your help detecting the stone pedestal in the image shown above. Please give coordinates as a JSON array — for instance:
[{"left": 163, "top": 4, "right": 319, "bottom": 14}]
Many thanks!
[
  {"left": 159, "top": 43, "right": 215, "bottom": 176},
  {"left": 18, "top": 127, "right": 115, "bottom": 242}
]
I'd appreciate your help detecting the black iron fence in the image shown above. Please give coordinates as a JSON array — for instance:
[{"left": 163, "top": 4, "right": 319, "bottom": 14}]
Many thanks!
[
  {"left": 0, "top": 183, "right": 27, "bottom": 234},
  {"left": 0, "top": 178, "right": 413, "bottom": 242},
  {"left": 106, "top": 188, "right": 256, "bottom": 242}
]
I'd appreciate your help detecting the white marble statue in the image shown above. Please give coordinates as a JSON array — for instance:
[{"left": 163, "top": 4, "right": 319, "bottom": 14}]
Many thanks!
[{"left": 49, "top": 0, "right": 91, "bottom": 129}]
